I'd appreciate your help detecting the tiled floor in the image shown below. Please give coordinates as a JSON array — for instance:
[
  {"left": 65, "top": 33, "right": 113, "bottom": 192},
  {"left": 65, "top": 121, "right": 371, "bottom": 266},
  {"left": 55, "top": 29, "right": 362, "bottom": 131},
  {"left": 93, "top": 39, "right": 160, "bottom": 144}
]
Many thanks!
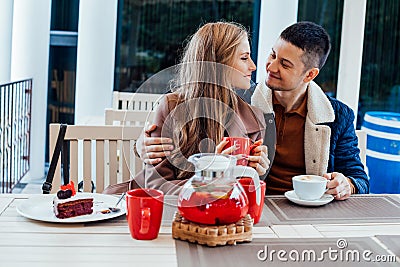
[
  {"left": 10, "top": 165, "right": 49, "bottom": 194},
  {"left": 12, "top": 175, "right": 45, "bottom": 194}
]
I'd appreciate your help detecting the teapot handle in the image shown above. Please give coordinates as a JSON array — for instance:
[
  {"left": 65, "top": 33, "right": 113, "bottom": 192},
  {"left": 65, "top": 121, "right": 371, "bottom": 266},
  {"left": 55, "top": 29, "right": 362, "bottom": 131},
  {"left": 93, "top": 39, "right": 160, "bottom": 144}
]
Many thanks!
[{"left": 232, "top": 165, "right": 261, "bottom": 205}]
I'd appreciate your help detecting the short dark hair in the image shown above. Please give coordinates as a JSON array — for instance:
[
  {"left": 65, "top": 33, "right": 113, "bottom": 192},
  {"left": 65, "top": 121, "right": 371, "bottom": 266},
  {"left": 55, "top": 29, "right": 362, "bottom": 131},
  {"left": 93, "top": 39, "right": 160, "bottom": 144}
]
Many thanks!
[{"left": 280, "top": 21, "right": 331, "bottom": 70}]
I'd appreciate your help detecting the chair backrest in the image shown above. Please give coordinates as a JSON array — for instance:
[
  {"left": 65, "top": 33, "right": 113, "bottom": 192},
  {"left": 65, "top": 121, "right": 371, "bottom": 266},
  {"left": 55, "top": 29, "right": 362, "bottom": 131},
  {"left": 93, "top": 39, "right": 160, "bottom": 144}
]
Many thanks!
[
  {"left": 356, "top": 129, "right": 367, "bottom": 169},
  {"left": 49, "top": 123, "right": 143, "bottom": 193},
  {"left": 104, "top": 108, "right": 155, "bottom": 126},
  {"left": 112, "top": 92, "right": 163, "bottom": 111}
]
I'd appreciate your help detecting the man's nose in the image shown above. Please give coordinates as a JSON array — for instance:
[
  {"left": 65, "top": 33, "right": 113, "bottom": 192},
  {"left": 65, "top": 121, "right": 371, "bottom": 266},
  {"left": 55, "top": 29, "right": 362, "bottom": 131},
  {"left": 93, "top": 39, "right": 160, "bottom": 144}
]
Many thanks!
[{"left": 266, "top": 59, "right": 277, "bottom": 72}]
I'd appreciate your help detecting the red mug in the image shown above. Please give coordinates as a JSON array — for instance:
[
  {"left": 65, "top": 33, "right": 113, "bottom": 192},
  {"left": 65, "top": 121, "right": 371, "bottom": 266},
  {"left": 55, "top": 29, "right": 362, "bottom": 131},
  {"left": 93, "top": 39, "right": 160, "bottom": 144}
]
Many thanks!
[
  {"left": 126, "top": 188, "right": 164, "bottom": 240},
  {"left": 238, "top": 178, "right": 266, "bottom": 224},
  {"left": 223, "top": 137, "right": 251, "bottom": 166}
]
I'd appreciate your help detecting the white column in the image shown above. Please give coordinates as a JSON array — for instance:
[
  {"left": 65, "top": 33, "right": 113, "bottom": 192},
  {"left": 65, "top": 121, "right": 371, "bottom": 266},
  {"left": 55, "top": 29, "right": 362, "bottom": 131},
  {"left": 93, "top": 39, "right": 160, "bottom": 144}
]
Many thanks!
[
  {"left": 256, "top": 0, "right": 298, "bottom": 83},
  {"left": 336, "top": 0, "right": 367, "bottom": 120},
  {"left": 0, "top": 0, "right": 14, "bottom": 83},
  {"left": 11, "top": 0, "right": 52, "bottom": 180},
  {"left": 74, "top": 0, "right": 118, "bottom": 124}
]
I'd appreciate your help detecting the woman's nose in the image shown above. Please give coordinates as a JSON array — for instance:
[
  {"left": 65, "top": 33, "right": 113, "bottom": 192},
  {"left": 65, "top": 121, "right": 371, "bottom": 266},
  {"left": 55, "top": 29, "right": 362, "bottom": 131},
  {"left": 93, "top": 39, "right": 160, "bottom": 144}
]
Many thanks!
[{"left": 249, "top": 58, "right": 256, "bottom": 71}]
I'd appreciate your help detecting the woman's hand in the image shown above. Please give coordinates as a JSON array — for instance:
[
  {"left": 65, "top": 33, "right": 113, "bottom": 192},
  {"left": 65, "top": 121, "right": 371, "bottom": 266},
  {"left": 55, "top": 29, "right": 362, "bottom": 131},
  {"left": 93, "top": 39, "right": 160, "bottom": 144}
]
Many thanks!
[
  {"left": 215, "top": 138, "right": 237, "bottom": 154},
  {"left": 216, "top": 139, "right": 270, "bottom": 176},
  {"left": 247, "top": 140, "right": 270, "bottom": 176}
]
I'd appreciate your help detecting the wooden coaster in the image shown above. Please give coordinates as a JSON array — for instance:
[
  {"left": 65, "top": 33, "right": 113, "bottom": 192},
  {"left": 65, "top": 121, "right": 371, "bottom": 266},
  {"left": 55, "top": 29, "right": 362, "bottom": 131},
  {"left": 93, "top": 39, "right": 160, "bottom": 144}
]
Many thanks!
[{"left": 172, "top": 211, "right": 253, "bottom": 247}]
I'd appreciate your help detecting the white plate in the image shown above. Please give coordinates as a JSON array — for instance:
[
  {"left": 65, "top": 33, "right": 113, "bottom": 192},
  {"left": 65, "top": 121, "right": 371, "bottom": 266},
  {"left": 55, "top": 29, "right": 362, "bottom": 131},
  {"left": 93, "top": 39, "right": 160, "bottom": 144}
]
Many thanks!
[
  {"left": 284, "top": 190, "right": 334, "bottom": 206},
  {"left": 16, "top": 193, "right": 126, "bottom": 223}
]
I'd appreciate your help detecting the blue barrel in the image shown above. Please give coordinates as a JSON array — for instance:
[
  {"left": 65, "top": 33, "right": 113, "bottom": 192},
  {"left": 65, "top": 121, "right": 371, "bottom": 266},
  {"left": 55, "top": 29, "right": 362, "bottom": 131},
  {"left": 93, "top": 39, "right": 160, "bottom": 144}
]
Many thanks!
[{"left": 361, "top": 112, "right": 400, "bottom": 193}]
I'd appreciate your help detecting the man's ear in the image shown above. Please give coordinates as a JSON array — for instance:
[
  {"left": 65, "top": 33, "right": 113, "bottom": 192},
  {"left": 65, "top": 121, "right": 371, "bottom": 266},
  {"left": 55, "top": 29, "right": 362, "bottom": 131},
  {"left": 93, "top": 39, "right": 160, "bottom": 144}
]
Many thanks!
[{"left": 303, "top": 67, "right": 319, "bottom": 83}]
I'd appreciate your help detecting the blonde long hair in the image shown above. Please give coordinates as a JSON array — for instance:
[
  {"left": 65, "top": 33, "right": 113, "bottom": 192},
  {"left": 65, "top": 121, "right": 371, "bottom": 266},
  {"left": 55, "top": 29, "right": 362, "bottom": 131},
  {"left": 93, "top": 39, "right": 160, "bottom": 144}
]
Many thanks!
[{"left": 170, "top": 21, "right": 250, "bottom": 179}]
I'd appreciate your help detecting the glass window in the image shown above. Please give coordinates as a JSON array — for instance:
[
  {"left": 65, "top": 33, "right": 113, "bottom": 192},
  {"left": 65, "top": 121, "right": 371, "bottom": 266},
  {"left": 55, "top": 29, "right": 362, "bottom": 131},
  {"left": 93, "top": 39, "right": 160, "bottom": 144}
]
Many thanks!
[
  {"left": 357, "top": 0, "right": 400, "bottom": 128},
  {"left": 46, "top": 46, "right": 77, "bottom": 161},
  {"left": 46, "top": 0, "right": 80, "bottom": 161},
  {"left": 114, "top": 0, "right": 258, "bottom": 93},
  {"left": 51, "top": 0, "right": 80, "bottom": 31},
  {"left": 298, "top": 0, "right": 344, "bottom": 97},
  {"left": 47, "top": 47, "right": 77, "bottom": 124}
]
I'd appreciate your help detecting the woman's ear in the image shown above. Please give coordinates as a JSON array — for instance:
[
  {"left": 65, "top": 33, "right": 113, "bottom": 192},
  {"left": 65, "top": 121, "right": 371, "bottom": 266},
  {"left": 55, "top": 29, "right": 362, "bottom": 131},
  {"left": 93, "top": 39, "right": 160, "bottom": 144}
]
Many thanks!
[{"left": 303, "top": 67, "right": 319, "bottom": 83}]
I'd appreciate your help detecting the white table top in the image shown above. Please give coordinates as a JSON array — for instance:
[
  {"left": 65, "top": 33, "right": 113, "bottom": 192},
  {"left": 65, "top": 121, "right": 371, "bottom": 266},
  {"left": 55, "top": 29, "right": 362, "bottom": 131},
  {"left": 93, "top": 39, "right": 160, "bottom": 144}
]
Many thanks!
[{"left": 0, "top": 194, "right": 398, "bottom": 266}]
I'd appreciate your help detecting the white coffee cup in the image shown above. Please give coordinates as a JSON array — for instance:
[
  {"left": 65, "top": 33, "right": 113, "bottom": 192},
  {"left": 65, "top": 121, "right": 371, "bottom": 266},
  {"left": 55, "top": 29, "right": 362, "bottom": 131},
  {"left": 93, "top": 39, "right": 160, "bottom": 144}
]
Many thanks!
[{"left": 292, "top": 175, "right": 328, "bottom": 201}]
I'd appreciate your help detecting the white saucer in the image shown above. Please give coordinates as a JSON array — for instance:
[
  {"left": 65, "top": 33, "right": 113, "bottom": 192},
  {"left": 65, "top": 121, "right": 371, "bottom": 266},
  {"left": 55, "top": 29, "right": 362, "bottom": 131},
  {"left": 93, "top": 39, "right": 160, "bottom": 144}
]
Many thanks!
[{"left": 284, "top": 190, "right": 334, "bottom": 206}]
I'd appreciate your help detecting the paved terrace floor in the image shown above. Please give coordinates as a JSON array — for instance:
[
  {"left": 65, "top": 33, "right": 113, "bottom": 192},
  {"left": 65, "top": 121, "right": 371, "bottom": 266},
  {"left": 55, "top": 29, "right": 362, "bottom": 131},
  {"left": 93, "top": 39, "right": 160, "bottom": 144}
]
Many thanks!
[{"left": 12, "top": 175, "right": 45, "bottom": 194}]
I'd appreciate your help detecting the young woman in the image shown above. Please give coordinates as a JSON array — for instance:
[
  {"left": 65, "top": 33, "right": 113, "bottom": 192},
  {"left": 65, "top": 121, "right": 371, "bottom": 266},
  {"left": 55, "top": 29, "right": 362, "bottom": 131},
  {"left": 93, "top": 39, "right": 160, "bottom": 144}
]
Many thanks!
[{"left": 105, "top": 22, "right": 269, "bottom": 195}]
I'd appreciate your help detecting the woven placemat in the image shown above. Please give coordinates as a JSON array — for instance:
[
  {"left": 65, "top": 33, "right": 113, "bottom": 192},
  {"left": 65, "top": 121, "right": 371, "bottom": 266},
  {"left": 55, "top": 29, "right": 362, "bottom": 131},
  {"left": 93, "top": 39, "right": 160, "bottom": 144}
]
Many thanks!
[
  {"left": 263, "top": 195, "right": 400, "bottom": 225},
  {"left": 176, "top": 237, "right": 397, "bottom": 267},
  {"left": 376, "top": 235, "right": 400, "bottom": 257}
]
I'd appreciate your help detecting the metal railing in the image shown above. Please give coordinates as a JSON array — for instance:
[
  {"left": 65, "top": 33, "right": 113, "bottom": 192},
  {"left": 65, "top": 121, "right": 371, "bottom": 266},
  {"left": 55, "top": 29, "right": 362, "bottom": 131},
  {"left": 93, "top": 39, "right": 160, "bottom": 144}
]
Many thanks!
[{"left": 0, "top": 79, "right": 32, "bottom": 193}]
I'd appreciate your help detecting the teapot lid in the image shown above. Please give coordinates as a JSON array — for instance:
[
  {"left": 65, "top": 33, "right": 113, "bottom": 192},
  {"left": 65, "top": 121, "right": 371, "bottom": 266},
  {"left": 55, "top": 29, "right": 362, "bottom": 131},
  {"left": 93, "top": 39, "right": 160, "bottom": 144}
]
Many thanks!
[{"left": 188, "top": 153, "right": 236, "bottom": 178}]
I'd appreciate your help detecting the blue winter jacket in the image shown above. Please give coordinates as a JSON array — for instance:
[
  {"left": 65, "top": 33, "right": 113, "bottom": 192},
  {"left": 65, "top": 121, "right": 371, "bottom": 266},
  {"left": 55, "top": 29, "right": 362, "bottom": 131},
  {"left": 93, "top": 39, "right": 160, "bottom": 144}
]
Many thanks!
[{"left": 325, "top": 96, "right": 369, "bottom": 193}]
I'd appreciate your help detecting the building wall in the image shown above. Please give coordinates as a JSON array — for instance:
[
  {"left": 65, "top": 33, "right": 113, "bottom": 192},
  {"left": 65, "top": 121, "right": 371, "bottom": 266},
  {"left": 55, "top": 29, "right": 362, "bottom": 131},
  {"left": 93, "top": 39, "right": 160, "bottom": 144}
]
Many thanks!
[
  {"left": 256, "top": 0, "right": 298, "bottom": 83},
  {"left": 10, "top": 0, "right": 52, "bottom": 180},
  {"left": 74, "top": 0, "right": 118, "bottom": 125},
  {"left": 3, "top": 0, "right": 398, "bottom": 181},
  {"left": 0, "top": 0, "right": 14, "bottom": 83}
]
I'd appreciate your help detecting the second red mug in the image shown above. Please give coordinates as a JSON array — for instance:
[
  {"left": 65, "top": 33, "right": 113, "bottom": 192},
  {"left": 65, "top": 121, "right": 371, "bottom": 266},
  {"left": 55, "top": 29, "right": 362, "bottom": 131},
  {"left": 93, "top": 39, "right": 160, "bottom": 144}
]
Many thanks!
[{"left": 238, "top": 178, "right": 266, "bottom": 224}]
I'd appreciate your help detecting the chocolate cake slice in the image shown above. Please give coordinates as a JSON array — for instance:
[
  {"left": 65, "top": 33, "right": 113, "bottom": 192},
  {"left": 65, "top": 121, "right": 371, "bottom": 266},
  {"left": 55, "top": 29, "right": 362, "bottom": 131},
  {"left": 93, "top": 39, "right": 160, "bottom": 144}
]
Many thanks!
[{"left": 53, "top": 188, "right": 94, "bottom": 219}]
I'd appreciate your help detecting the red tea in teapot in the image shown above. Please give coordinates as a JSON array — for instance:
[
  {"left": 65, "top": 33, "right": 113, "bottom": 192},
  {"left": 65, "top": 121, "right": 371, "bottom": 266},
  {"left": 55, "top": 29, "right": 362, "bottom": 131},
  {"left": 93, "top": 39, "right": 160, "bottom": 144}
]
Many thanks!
[
  {"left": 178, "top": 182, "right": 248, "bottom": 225},
  {"left": 177, "top": 153, "right": 260, "bottom": 226}
]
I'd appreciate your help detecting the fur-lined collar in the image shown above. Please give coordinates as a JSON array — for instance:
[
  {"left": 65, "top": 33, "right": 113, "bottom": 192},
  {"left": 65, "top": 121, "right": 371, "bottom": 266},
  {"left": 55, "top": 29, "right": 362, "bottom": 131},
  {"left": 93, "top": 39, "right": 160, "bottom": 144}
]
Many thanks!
[{"left": 251, "top": 81, "right": 335, "bottom": 124}]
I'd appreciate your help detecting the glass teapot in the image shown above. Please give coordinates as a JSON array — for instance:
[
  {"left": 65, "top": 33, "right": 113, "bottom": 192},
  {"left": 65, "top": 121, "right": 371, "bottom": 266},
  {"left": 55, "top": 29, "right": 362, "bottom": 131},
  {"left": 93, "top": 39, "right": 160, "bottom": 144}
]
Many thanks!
[{"left": 177, "top": 153, "right": 261, "bottom": 225}]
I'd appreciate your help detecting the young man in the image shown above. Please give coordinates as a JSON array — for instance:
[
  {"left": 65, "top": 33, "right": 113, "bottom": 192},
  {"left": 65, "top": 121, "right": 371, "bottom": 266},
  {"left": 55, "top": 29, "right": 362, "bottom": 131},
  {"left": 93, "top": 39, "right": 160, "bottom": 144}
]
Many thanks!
[{"left": 135, "top": 21, "right": 369, "bottom": 200}]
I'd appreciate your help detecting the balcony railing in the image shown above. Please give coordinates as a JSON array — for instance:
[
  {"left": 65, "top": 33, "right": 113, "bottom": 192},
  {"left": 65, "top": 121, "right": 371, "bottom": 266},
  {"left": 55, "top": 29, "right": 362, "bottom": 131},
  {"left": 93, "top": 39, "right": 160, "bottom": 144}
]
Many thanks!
[{"left": 0, "top": 79, "right": 32, "bottom": 193}]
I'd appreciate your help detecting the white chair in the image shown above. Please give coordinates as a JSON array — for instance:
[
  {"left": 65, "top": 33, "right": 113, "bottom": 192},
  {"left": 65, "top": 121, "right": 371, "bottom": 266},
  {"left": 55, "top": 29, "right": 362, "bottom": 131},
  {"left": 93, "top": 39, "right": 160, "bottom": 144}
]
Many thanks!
[
  {"left": 112, "top": 92, "right": 163, "bottom": 111},
  {"left": 104, "top": 108, "right": 155, "bottom": 126},
  {"left": 49, "top": 123, "right": 143, "bottom": 193},
  {"left": 356, "top": 129, "right": 368, "bottom": 174}
]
